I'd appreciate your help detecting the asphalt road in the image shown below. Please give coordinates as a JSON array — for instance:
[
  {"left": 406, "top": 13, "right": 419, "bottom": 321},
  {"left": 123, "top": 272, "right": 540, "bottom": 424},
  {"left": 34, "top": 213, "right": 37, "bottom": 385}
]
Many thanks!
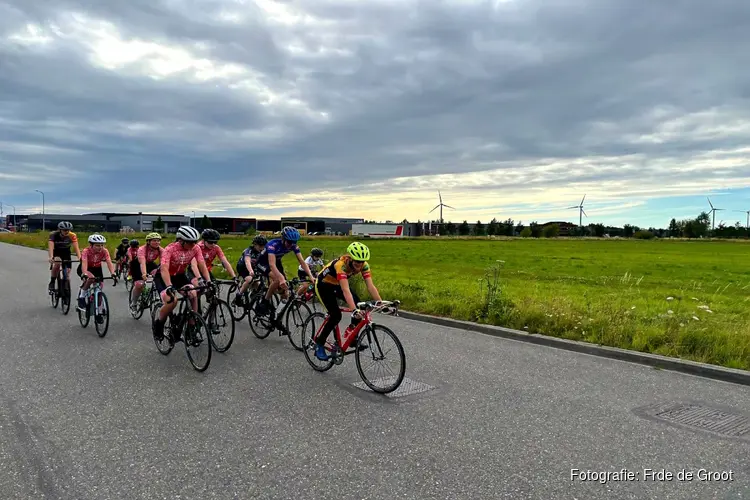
[{"left": 1, "top": 241, "right": 749, "bottom": 500}]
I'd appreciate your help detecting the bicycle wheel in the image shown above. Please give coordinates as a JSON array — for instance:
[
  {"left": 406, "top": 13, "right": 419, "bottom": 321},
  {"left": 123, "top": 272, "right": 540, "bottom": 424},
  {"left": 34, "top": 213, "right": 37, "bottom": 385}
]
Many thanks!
[
  {"left": 247, "top": 295, "right": 274, "bottom": 339},
  {"left": 125, "top": 276, "right": 133, "bottom": 293},
  {"left": 153, "top": 311, "right": 173, "bottom": 355},
  {"left": 183, "top": 310, "right": 212, "bottom": 372},
  {"left": 355, "top": 324, "right": 406, "bottom": 394},
  {"left": 302, "top": 312, "right": 335, "bottom": 372},
  {"left": 78, "top": 295, "right": 90, "bottom": 328},
  {"left": 61, "top": 279, "right": 71, "bottom": 315},
  {"left": 206, "top": 299, "right": 235, "bottom": 353},
  {"left": 285, "top": 300, "right": 312, "bottom": 351},
  {"left": 128, "top": 285, "right": 145, "bottom": 320},
  {"left": 51, "top": 278, "right": 60, "bottom": 309},
  {"left": 226, "top": 283, "right": 248, "bottom": 321},
  {"left": 95, "top": 291, "right": 110, "bottom": 338}
]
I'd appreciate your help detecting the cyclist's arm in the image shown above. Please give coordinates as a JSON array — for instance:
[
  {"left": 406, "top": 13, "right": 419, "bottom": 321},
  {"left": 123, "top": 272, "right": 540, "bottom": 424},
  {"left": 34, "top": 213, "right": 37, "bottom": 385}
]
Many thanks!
[
  {"left": 47, "top": 240, "right": 54, "bottom": 261},
  {"left": 138, "top": 250, "right": 148, "bottom": 277},
  {"left": 73, "top": 241, "right": 81, "bottom": 260},
  {"left": 268, "top": 253, "right": 282, "bottom": 280},
  {"left": 196, "top": 257, "right": 211, "bottom": 283},
  {"left": 160, "top": 255, "right": 172, "bottom": 288},
  {"left": 82, "top": 258, "right": 92, "bottom": 278},
  {"left": 338, "top": 278, "right": 359, "bottom": 311},
  {"left": 105, "top": 252, "right": 116, "bottom": 276},
  {"left": 189, "top": 257, "right": 200, "bottom": 279},
  {"left": 219, "top": 254, "right": 236, "bottom": 278},
  {"left": 243, "top": 256, "right": 255, "bottom": 278},
  {"left": 363, "top": 276, "right": 382, "bottom": 302}
]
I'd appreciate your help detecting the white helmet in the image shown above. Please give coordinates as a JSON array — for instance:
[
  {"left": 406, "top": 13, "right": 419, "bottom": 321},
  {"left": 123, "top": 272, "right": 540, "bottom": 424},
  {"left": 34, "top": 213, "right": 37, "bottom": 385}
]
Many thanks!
[
  {"left": 175, "top": 226, "right": 200, "bottom": 242},
  {"left": 88, "top": 234, "right": 106, "bottom": 244}
]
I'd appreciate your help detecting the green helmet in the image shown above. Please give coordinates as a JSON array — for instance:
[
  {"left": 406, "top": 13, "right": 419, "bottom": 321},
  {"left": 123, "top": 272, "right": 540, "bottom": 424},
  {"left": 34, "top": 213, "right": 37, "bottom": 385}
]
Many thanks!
[
  {"left": 146, "top": 232, "right": 162, "bottom": 241},
  {"left": 347, "top": 242, "right": 370, "bottom": 261}
]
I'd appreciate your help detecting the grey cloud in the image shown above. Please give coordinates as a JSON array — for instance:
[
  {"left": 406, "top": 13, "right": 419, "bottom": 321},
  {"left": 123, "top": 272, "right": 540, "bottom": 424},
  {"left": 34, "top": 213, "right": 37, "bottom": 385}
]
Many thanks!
[{"left": 1, "top": 0, "right": 750, "bottom": 215}]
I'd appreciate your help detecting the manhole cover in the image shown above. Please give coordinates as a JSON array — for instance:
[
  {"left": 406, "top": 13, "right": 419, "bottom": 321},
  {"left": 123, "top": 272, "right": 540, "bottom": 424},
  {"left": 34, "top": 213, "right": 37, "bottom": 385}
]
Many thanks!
[
  {"left": 634, "top": 400, "right": 750, "bottom": 441},
  {"left": 352, "top": 377, "right": 435, "bottom": 398}
]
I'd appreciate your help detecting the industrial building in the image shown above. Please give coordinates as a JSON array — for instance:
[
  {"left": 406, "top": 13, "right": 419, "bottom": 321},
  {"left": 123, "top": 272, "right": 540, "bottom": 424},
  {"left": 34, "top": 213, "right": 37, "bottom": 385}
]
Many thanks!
[
  {"left": 280, "top": 216, "right": 364, "bottom": 235},
  {"left": 87, "top": 213, "right": 190, "bottom": 233},
  {"left": 188, "top": 216, "right": 257, "bottom": 234},
  {"left": 20, "top": 214, "right": 121, "bottom": 232},
  {"left": 351, "top": 222, "right": 421, "bottom": 237}
]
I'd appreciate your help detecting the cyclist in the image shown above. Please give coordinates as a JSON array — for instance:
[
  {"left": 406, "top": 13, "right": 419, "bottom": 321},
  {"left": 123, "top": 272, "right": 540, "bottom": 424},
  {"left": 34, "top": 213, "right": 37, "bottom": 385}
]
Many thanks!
[
  {"left": 255, "top": 226, "right": 315, "bottom": 315},
  {"left": 76, "top": 234, "right": 117, "bottom": 310},
  {"left": 128, "top": 233, "right": 164, "bottom": 311},
  {"left": 188, "top": 228, "right": 237, "bottom": 284},
  {"left": 232, "top": 234, "right": 265, "bottom": 305},
  {"left": 312, "top": 242, "right": 381, "bottom": 361},
  {"left": 114, "top": 237, "right": 129, "bottom": 276},
  {"left": 47, "top": 221, "right": 81, "bottom": 292},
  {"left": 295, "top": 247, "right": 324, "bottom": 297},
  {"left": 152, "top": 226, "right": 214, "bottom": 342}
]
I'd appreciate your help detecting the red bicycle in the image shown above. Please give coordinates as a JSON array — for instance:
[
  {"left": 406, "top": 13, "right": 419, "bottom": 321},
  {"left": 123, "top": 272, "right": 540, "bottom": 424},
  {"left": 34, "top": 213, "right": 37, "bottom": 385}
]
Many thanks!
[{"left": 301, "top": 300, "right": 406, "bottom": 394}]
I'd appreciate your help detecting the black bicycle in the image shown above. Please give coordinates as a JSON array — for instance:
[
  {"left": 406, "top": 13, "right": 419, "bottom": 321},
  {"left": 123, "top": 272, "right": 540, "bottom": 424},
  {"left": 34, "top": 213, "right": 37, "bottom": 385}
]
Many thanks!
[
  {"left": 128, "top": 275, "right": 160, "bottom": 320},
  {"left": 152, "top": 283, "right": 213, "bottom": 372},
  {"left": 226, "top": 274, "right": 280, "bottom": 321},
  {"left": 247, "top": 277, "right": 313, "bottom": 351},
  {"left": 49, "top": 259, "right": 78, "bottom": 315},
  {"left": 77, "top": 276, "right": 117, "bottom": 338},
  {"left": 200, "top": 279, "right": 235, "bottom": 353}
]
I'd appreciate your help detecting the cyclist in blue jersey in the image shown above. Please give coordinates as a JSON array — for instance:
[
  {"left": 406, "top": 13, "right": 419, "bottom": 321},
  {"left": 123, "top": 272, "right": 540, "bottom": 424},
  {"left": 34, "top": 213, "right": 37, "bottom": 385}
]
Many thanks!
[
  {"left": 255, "top": 226, "right": 314, "bottom": 315},
  {"left": 232, "top": 234, "right": 266, "bottom": 305}
]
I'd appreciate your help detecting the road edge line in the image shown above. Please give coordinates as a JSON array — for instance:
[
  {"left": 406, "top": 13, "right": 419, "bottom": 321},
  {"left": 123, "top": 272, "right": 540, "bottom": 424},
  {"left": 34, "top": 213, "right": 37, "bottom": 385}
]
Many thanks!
[{"left": 397, "top": 310, "right": 750, "bottom": 387}]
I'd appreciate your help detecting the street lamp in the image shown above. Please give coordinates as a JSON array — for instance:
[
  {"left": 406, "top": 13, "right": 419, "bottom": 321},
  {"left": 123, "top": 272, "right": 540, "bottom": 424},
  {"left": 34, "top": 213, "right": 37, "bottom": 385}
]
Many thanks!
[
  {"left": 6, "top": 204, "right": 15, "bottom": 229},
  {"left": 35, "top": 189, "right": 45, "bottom": 231},
  {"left": 192, "top": 211, "right": 196, "bottom": 227}
]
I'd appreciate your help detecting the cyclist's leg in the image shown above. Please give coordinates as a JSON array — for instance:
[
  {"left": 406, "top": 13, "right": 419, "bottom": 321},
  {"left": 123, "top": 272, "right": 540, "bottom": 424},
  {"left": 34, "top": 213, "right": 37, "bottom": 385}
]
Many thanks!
[
  {"left": 314, "top": 282, "right": 342, "bottom": 353},
  {"left": 49, "top": 253, "right": 63, "bottom": 289},
  {"left": 130, "top": 260, "right": 146, "bottom": 307}
]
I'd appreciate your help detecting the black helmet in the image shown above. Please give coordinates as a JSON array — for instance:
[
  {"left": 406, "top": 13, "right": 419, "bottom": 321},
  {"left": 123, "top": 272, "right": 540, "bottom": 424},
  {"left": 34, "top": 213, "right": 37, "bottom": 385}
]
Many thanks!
[
  {"left": 202, "top": 228, "right": 220, "bottom": 243},
  {"left": 129, "top": 239, "right": 139, "bottom": 248},
  {"left": 311, "top": 247, "right": 323, "bottom": 257},
  {"left": 252, "top": 234, "right": 267, "bottom": 246},
  {"left": 121, "top": 238, "right": 129, "bottom": 244}
]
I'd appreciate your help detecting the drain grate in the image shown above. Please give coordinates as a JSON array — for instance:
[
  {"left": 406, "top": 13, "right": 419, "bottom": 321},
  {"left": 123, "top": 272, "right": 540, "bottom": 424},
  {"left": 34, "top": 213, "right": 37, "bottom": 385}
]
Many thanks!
[
  {"left": 634, "top": 400, "right": 750, "bottom": 441},
  {"left": 352, "top": 377, "right": 435, "bottom": 398}
]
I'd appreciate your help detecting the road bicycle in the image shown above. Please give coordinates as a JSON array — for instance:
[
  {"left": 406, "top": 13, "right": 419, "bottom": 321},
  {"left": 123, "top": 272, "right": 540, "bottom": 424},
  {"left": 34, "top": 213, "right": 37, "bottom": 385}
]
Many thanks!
[
  {"left": 77, "top": 276, "right": 117, "bottom": 338},
  {"left": 151, "top": 283, "right": 213, "bottom": 372},
  {"left": 48, "top": 259, "right": 78, "bottom": 315},
  {"left": 198, "top": 279, "right": 235, "bottom": 353},
  {"left": 302, "top": 300, "right": 405, "bottom": 394},
  {"left": 247, "top": 277, "right": 313, "bottom": 351},
  {"left": 128, "top": 275, "right": 160, "bottom": 320},
  {"left": 226, "top": 274, "right": 280, "bottom": 321}
]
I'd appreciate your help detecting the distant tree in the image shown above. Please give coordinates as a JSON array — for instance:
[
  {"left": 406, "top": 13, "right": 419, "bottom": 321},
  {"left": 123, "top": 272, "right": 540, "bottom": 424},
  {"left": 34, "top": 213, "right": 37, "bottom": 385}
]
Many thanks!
[
  {"left": 515, "top": 221, "right": 525, "bottom": 235},
  {"left": 589, "top": 223, "right": 605, "bottom": 237},
  {"left": 486, "top": 218, "right": 498, "bottom": 236},
  {"left": 543, "top": 223, "right": 559, "bottom": 238},
  {"left": 520, "top": 227, "right": 532, "bottom": 237},
  {"left": 668, "top": 218, "right": 679, "bottom": 237},
  {"left": 458, "top": 220, "right": 470, "bottom": 236},
  {"left": 444, "top": 221, "right": 456, "bottom": 235},
  {"left": 473, "top": 220, "right": 485, "bottom": 236},
  {"left": 503, "top": 218, "right": 515, "bottom": 236},
  {"left": 529, "top": 221, "right": 542, "bottom": 238},
  {"left": 153, "top": 216, "right": 165, "bottom": 231},
  {"left": 623, "top": 224, "right": 635, "bottom": 238},
  {"left": 201, "top": 215, "right": 212, "bottom": 229}
]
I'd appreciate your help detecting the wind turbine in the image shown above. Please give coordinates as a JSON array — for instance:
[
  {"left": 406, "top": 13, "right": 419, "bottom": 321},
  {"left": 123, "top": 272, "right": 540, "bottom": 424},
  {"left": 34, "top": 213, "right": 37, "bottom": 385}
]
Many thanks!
[
  {"left": 429, "top": 190, "right": 454, "bottom": 226},
  {"left": 707, "top": 197, "right": 724, "bottom": 231},
  {"left": 567, "top": 194, "right": 587, "bottom": 230},
  {"left": 733, "top": 209, "right": 750, "bottom": 230}
]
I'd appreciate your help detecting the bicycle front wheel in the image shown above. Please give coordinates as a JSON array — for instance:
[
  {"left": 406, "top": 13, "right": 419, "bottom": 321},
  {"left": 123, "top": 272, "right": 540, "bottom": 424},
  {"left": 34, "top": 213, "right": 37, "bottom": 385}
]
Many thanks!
[
  {"left": 354, "top": 324, "right": 406, "bottom": 394},
  {"left": 285, "top": 300, "right": 312, "bottom": 351},
  {"left": 61, "top": 279, "right": 71, "bottom": 315},
  {"left": 183, "top": 310, "right": 212, "bottom": 372},
  {"left": 302, "top": 312, "right": 335, "bottom": 372},
  {"left": 95, "top": 291, "right": 110, "bottom": 338},
  {"left": 247, "top": 295, "right": 273, "bottom": 339},
  {"left": 128, "top": 286, "right": 145, "bottom": 320},
  {"left": 226, "top": 283, "right": 247, "bottom": 321},
  {"left": 207, "top": 299, "right": 235, "bottom": 353}
]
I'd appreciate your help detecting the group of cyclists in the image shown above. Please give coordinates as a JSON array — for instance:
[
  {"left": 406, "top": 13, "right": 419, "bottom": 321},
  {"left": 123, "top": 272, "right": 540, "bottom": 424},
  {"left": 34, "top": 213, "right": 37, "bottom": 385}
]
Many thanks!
[{"left": 47, "top": 221, "right": 380, "bottom": 361}]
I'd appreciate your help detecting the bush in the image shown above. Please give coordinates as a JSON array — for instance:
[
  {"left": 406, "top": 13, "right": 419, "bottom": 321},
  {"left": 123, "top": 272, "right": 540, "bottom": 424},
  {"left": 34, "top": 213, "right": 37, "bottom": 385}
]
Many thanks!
[
  {"left": 520, "top": 227, "right": 532, "bottom": 238},
  {"left": 633, "top": 230, "right": 655, "bottom": 240},
  {"left": 543, "top": 224, "right": 559, "bottom": 238}
]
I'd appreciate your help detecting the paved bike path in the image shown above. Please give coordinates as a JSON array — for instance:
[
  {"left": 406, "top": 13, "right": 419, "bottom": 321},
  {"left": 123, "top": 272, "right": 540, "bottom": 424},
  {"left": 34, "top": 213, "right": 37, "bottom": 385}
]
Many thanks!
[{"left": 0, "top": 241, "right": 749, "bottom": 499}]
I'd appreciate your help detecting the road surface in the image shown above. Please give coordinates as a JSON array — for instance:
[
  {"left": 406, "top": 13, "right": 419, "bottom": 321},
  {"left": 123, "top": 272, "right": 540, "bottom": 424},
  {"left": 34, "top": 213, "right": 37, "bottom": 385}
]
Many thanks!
[{"left": 1, "top": 241, "right": 749, "bottom": 500}]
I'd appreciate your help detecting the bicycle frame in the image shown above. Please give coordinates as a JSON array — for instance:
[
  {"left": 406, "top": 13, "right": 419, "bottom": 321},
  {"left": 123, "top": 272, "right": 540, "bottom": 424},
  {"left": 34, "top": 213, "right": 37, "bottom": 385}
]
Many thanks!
[{"left": 315, "top": 301, "right": 400, "bottom": 353}]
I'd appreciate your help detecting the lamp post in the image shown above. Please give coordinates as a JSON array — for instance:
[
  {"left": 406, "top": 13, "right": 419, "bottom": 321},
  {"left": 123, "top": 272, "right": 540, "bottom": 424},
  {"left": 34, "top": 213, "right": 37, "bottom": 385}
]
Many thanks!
[
  {"left": 35, "top": 190, "right": 45, "bottom": 231},
  {"left": 6, "top": 204, "right": 15, "bottom": 229}
]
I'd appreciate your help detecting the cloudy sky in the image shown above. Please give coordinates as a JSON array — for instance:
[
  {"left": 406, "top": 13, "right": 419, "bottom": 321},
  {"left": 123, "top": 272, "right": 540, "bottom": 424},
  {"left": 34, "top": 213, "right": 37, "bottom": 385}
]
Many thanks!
[{"left": 2, "top": 0, "right": 750, "bottom": 228}]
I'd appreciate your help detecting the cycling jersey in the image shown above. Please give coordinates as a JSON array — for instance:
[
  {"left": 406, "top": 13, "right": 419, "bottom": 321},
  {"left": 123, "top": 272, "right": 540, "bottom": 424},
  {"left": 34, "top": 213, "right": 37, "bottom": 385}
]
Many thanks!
[
  {"left": 256, "top": 238, "right": 300, "bottom": 268},
  {"left": 238, "top": 246, "right": 261, "bottom": 267},
  {"left": 197, "top": 241, "right": 225, "bottom": 272},
  {"left": 137, "top": 244, "right": 162, "bottom": 264},
  {"left": 49, "top": 230, "right": 78, "bottom": 251},
  {"left": 299, "top": 256, "right": 324, "bottom": 273},
  {"left": 160, "top": 241, "right": 203, "bottom": 276},
  {"left": 81, "top": 247, "right": 111, "bottom": 268},
  {"left": 115, "top": 244, "right": 128, "bottom": 259},
  {"left": 126, "top": 247, "right": 138, "bottom": 262},
  {"left": 319, "top": 255, "right": 371, "bottom": 286}
]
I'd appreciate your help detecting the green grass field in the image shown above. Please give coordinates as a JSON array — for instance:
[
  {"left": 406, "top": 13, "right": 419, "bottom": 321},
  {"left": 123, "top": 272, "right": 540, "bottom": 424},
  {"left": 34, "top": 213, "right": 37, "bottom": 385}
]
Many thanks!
[{"left": 5, "top": 231, "right": 749, "bottom": 370}]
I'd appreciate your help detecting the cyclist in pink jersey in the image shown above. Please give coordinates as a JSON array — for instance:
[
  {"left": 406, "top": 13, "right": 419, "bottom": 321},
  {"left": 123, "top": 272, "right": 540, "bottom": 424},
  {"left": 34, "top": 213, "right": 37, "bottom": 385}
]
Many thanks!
[
  {"left": 187, "top": 229, "right": 238, "bottom": 285},
  {"left": 128, "top": 232, "right": 164, "bottom": 311},
  {"left": 152, "top": 226, "right": 213, "bottom": 343},
  {"left": 76, "top": 234, "right": 117, "bottom": 309}
]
